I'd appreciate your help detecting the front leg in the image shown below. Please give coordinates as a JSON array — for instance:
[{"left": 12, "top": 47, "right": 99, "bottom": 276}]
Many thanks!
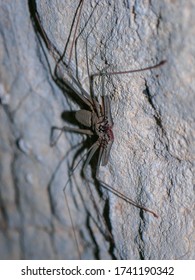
[{"left": 50, "top": 125, "right": 93, "bottom": 147}]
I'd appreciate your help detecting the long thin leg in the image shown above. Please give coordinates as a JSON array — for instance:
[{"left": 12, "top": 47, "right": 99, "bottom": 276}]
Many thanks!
[
  {"left": 80, "top": 144, "right": 116, "bottom": 247},
  {"left": 64, "top": 191, "right": 82, "bottom": 259},
  {"left": 92, "top": 60, "right": 166, "bottom": 78},
  {"left": 101, "top": 140, "right": 113, "bottom": 167},
  {"left": 56, "top": 0, "right": 95, "bottom": 104},
  {"left": 82, "top": 6, "right": 108, "bottom": 117},
  {"left": 83, "top": 141, "right": 100, "bottom": 177},
  {"left": 33, "top": 9, "right": 60, "bottom": 61},
  {"left": 95, "top": 146, "right": 104, "bottom": 178},
  {"left": 98, "top": 180, "right": 158, "bottom": 218},
  {"left": 61, "top": 140, "right": 101, "bottom": 259},
  {"left": 101, "top": 74, "right": 114, "bottom": 126},
  {"left": 50, "top": 125, "right": 93, "bottom": 147},
  {"left": 65, "top": 0, "right": 103, "bottom": 105},
  {"left": 32, "top": 3, "right": 94, "bottom": 107},
  {"left": 84, "top": 179, "right": 115, "bottom": 246},
  {"left": 67, "top": 0, "right": 85, "bottom": 68},
  {"left": 52, "top": 125, "right": 93, "bottom": 135}
]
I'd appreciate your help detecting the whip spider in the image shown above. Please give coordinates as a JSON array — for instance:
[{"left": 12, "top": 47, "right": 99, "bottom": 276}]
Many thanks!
[{"left": 30, "top": 0, "right": 165, "bottom": 259}]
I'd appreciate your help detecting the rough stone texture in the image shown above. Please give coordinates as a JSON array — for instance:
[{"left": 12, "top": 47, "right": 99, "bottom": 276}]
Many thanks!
[{"left": 0, "top": 0, "right": 194, "bottom": 260}]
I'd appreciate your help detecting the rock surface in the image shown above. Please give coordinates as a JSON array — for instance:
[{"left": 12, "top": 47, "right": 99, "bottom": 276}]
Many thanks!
[{"left": 0, "top": 0, "right": 194, "bottom": 259}]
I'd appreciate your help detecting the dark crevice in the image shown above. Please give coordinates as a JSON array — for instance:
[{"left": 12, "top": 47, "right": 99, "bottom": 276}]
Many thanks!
[
  {"left": 10, "top": 151, "right": 25, "bottom": 259},
  {"left": 143, "top": 80, "right": 163, "bottom": 127},
  {"left": 143, "top": 80, "right": 168, "bottom": 136},
  {"left": 0, "top": 203, "right": 8, "bottom": 230},
  {"left": 143, "top": 80, "right": 178, "bottom": 161},
  {"left": 156, "top": 12, "right": 162, "bottom": 32},
  {"left": 132, "top": 5, "right": 137, "bottom": 22},
  {"left": 138, "top": 213, "right": 145, "bottom": 260},
  {"left": 86, "top": 214, "right": 100, "bottom": 259},
  {"left": 102, "top": 199, "right": 117, "bottom": 259},
  {"left": 84, "top": 204, "right": 116, "bottom": 259}
]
